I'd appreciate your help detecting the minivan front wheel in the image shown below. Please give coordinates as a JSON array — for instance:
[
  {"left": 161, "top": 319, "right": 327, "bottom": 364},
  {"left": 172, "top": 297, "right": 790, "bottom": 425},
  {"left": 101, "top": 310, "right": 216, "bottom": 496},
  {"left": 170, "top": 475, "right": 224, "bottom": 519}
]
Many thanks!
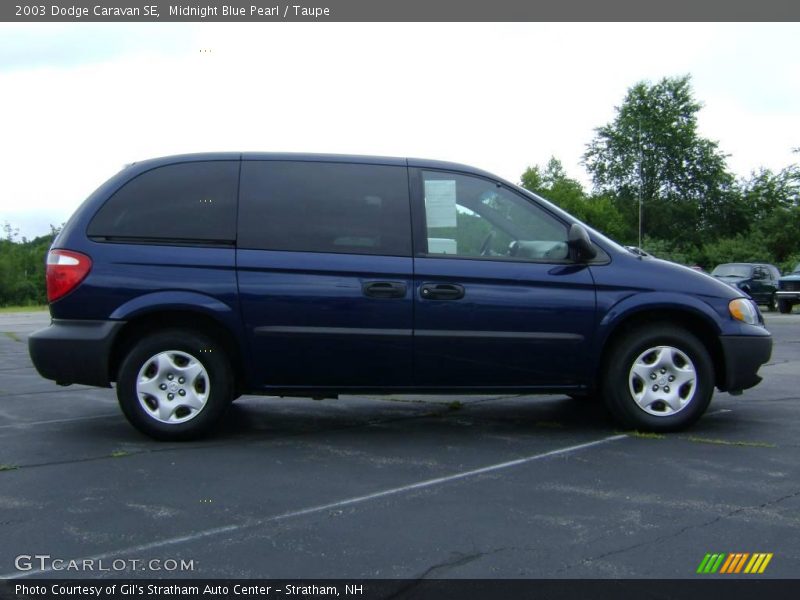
[
  {"left": 117, "top": 330, "right": 233, "bottom": 440},
  {"left": 602, "top": 325, "right": 714, "bottom": 432}
]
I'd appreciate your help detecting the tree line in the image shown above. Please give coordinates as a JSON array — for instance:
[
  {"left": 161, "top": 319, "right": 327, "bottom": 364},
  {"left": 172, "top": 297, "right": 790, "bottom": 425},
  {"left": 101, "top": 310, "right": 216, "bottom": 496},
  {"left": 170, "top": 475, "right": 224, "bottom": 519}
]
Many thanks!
[
  {"left": 521, "top": 75, "right": 800, "bottom": 273},
  {"left": 1, "top": 75, "right": 798, "bottom": 307},
  {"left": 0, "top": 223, "right": 58, "bottom": 307}
]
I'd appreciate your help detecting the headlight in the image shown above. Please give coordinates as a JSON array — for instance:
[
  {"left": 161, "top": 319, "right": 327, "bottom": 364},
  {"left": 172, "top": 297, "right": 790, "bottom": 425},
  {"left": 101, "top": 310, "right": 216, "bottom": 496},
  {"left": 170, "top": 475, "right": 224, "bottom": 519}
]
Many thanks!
[{"left": 729, "top": 298, "right": 758, "bottom": 325}]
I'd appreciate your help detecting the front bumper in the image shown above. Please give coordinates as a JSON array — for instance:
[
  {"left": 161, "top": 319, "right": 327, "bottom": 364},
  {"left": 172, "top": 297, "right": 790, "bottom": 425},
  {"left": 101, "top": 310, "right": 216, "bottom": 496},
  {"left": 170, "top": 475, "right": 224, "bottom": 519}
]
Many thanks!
[
  {"left": 719, "top": 332, "right": 772, "bottom": 392},
  {"left": 776, "top": 291, "right": 800, "bottom": 301},
  {"left": 28, "top": 319, "right": 124, "bottom": 387}
]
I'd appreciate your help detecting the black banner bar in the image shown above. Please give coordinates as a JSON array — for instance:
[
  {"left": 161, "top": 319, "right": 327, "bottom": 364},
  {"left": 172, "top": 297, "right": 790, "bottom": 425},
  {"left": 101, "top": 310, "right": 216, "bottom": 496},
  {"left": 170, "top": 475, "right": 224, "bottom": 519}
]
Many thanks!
[
  {"left": 2, "top": 0, "right": 800, "bottom": 22},
  {"left": 3, "top": 580, "right": 800, "bottom": 600}
]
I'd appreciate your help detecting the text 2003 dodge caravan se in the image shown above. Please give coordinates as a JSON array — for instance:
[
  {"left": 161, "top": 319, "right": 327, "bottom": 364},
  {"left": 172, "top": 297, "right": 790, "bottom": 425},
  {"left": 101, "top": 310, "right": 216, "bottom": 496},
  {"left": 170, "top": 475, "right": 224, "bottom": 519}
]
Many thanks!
[{"left": 29, "top": 153, "right": 772, "bottom": 440}]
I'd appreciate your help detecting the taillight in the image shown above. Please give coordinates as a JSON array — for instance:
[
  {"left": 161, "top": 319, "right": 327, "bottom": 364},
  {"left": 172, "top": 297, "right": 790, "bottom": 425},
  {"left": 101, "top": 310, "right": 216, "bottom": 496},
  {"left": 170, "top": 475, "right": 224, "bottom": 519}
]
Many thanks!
[{"left": 46, "top": 250, "right": 92, "bottom": 302}]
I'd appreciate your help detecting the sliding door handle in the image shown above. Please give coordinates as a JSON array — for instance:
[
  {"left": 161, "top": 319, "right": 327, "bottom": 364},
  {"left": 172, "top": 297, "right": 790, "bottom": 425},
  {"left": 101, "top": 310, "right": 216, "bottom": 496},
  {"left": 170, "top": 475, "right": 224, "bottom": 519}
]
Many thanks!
[
  {"left": 362, "top": 281, "right": 407, "bottom": 299},
  {"left": 420, "top": 283, "right": 465, "bottom": 300}
]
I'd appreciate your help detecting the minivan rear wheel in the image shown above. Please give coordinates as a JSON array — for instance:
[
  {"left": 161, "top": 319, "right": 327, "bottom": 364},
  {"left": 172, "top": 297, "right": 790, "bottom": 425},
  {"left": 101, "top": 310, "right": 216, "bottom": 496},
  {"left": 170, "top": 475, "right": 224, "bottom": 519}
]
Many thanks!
[
  {"left": 117, "top": 329, "right": 233, "bottom": 440},
  {"left": 602, "top": 325, "right": 714, "bottom": 432}
]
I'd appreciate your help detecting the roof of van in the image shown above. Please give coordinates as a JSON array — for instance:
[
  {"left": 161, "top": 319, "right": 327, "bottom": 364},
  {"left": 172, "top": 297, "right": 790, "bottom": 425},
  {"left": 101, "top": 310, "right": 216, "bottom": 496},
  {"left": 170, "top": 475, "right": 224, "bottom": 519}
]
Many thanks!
[{"left": 125, "top": 152, "right": 498, "bottom": 180}]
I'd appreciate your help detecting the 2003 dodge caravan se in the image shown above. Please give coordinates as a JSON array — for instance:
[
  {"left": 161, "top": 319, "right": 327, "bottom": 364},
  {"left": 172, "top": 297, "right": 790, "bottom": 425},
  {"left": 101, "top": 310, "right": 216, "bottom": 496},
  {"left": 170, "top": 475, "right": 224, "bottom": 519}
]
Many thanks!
[{"left": 29, "top": 153, "right": 772, "bottom": 440}]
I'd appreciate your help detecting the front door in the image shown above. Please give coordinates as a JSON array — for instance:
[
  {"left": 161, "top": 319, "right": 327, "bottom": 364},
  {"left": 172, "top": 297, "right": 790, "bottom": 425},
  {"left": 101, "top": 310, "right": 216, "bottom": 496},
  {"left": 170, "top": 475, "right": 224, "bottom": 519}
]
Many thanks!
[{"left": 411, "top": 168, "right": 596, "bottom": 388}]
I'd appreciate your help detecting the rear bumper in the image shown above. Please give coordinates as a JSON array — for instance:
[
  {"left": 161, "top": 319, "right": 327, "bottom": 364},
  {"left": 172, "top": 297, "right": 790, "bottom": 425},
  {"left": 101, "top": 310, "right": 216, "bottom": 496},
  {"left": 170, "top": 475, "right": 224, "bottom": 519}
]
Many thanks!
[
  {"left": 28, "top": 319, "right": 124, "bottom": 387},
  {"left": 719, "top": 333, "right": 772, "bottom": 392},
  {"left": 776, "top": 291, "right": 800, "bottom": 301}
]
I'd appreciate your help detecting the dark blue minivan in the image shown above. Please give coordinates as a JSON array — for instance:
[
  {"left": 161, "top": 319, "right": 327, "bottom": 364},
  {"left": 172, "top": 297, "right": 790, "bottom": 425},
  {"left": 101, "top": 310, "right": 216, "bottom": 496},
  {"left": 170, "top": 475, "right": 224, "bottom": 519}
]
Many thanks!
[{"left": 29, "top": 153, "right": 772, "bottom": 440}]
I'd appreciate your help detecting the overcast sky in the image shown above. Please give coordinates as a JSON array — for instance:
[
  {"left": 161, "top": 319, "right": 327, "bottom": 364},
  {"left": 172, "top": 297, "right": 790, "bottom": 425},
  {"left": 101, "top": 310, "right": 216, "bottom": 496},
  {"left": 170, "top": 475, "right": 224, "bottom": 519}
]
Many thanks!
[{"left": 1, "top": 22, "right": 798, "bottom": 239}]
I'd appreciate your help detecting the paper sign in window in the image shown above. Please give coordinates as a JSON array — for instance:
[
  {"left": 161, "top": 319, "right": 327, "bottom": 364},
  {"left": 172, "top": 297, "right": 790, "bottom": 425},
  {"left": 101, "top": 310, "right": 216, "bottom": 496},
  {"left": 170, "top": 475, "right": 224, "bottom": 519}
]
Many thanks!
[
  {"left": 424, "top": 180, "right": 457, "bottom": 228},
  {"left": 427, "top": 238, "right": 458, "bottom": 254}
]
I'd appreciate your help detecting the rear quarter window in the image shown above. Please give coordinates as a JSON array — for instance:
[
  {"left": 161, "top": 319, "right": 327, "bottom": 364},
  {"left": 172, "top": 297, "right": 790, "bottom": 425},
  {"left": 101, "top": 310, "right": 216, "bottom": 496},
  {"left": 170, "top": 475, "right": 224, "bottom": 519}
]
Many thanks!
[{"left": 87, "top": 161, "right": 239, "bottom": 242}]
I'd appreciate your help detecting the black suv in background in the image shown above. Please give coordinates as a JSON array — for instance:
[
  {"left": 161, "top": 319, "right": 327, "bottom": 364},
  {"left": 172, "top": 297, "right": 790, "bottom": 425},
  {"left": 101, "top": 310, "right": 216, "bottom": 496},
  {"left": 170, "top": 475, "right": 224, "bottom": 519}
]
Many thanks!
[
  {"left": 711, "top": 263, "right": 781, "bottom": 311},
  {"left": 777, "top": 263, "right": 800, "bottom": 314}
]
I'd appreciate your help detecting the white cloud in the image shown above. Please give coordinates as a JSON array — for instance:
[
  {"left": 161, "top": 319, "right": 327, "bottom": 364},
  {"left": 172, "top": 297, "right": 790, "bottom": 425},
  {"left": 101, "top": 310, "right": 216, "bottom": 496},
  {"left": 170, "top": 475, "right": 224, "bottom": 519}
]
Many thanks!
[{"left": 1, "top": 22, "right": 798, "bottom": 238}]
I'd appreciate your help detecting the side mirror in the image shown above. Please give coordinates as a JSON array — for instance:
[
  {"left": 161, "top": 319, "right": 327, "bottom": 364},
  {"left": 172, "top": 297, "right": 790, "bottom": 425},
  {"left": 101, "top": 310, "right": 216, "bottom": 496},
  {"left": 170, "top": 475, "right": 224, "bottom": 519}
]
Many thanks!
[{"left": 568, "top": 223, "right": 597, "bottom": 262}]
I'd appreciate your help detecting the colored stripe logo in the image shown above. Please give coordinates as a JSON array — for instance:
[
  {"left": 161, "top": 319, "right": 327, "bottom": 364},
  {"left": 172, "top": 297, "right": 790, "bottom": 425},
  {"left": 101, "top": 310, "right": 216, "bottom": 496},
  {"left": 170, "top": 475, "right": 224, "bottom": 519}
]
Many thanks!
[{"left": 697, "top": 553, "right": 773, "bottom": 574}]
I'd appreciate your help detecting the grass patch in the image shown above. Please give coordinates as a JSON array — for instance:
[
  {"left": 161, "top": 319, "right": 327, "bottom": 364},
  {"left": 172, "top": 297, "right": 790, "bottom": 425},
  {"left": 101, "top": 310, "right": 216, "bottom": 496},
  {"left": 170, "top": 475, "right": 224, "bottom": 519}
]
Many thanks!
[
  {"left": 622, "top": 430, "right": 667, "bottom": 440},
  {"left": 110, "top": 450, "right": 131, "bottom": 458},
  {"left": 447, "top": 400, "right": 464, "bottom": 411},
  {"left": 379, "top": 397, "right": 429, "bottom": 405},
  {"left": 685, "top": 436, "right": 775, "bottom": 448},
  {"left": 0, "top": 305, "right": 47, "bottom": 314},
  {"left": 3, "top": 331, "right": 21, "bottom": 342},
  {"left": 0, "top": 464, "right": 19, "bottom": 472}
]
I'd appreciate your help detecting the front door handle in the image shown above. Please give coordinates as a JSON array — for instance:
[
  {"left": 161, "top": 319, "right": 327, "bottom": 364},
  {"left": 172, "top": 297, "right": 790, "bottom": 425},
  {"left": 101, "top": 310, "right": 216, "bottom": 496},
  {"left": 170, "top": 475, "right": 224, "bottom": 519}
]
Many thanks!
[
  {"left": 362, "top": 281, "right": 407, "bottom": 299},
  {"left": 420, "top": 283, "right": 465, "bottom": 301}
]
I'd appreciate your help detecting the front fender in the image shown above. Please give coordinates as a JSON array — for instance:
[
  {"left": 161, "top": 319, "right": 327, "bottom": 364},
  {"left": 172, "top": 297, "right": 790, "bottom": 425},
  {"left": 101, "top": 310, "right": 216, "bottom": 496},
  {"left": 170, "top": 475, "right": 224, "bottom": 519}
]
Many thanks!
[
  {"left": 598, "top": 292, "right": 725, "bottom": 335},
  {"left": 593, "top": 291, "right": 729, "bottom": 363}
]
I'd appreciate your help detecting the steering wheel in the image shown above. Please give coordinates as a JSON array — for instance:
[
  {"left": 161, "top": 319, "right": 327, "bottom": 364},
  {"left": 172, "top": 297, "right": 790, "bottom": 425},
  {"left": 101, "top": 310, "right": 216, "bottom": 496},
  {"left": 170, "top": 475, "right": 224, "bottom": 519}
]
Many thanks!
[{"left": 479, "top": 230, "right": 496, "bottom": 256}]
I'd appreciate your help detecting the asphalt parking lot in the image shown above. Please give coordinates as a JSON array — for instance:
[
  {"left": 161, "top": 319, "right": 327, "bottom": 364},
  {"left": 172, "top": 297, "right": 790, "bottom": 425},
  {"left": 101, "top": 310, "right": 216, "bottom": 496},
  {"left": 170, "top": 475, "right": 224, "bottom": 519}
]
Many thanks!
[{"left": 1, "top": 311, "right": 798, "bottom": 580}]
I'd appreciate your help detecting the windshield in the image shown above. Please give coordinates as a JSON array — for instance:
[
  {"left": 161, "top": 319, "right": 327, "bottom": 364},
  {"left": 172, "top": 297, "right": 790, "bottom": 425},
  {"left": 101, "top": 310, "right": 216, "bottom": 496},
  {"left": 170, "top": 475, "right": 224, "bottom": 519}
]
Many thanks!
[
  {"left": 712, "top": 264, "right": 751, "bottom": 278},
  {"left": 793, "top": 263, "right": 800, "bottom": 274}
]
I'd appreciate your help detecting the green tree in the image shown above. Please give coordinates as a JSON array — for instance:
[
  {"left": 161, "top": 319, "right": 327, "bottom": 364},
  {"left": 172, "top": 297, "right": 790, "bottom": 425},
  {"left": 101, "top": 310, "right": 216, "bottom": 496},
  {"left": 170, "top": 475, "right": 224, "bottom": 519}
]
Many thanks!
[
  {"left": 640, "top": 236, "right": 696, "bottom": 266},
  {"left": 735, "top": 165, "right": 800, "bottom": 263},
  {"left": 754, "top": 205, "right": 800, "bottom": 263},
  {"left": 740, "top": 165, "right": 800, "bottom": 220},
  {"left": 583, "top": 75, "right": 738, "bottom": 246},
  {"left": 520, "top": 157, "right": 627, "bottom": 241},
  {"left": 521, "top": 157, "right": 586, "bottom": 213},
  {"left": 699, "top": 233, "right": 773, "bottom": 268},
  {"left": 0, "top": 223, "right": 59, "bottom": 307}
]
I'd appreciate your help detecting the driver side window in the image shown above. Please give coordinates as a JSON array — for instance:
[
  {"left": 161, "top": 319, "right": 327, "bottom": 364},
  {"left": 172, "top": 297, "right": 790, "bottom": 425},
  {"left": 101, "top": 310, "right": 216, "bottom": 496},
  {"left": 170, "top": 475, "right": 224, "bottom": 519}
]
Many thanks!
[{"left": 422, "top": 171, "right": 568, "bottom": 260}]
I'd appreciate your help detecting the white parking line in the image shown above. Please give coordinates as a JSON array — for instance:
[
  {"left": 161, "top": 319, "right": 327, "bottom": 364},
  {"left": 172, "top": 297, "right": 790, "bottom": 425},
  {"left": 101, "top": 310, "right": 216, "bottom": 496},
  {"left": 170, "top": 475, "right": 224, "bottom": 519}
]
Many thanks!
[
  {"left": 3, "top": 433, "right": 626, "bottom": 579},
  {"left": 706, "top": 408, "right": 733, "bottom": 417},
  {"left": 0, "top": 414, "right": 119, "bottom": 429}
]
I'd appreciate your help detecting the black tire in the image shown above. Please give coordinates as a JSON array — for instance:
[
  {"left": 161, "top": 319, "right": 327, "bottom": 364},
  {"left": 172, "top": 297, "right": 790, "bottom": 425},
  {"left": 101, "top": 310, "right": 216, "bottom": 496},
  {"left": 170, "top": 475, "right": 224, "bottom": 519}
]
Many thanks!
[
  {"left": 602, "top": 325, "right": 714, "bottom": 432},
  {"left": 766, "top": 293, "right": 777, "bottom": 312},
  {"left": 777, "top": 299, "right": 792, "bottom": 314},
  {"left": 117, "top": 329, "right": 234, "bottom": 441}
]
